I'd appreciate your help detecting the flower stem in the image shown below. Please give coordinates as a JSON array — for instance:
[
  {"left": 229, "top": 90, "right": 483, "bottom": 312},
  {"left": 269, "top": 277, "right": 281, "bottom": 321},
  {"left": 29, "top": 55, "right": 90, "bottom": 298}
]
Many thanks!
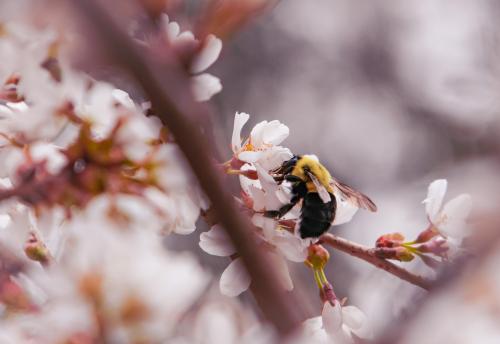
[{"left": 319, "top": 233, "right": 432, "bottom": 290}]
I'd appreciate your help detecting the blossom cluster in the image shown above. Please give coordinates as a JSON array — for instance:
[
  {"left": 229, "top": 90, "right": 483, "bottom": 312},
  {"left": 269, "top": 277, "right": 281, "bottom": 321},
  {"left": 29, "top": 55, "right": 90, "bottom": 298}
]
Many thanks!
[
  {"left": 375, "top": 179, "right": 472, "bottom": 269},
  {"left": 200, "top": 112, "right": 373, "bottom": 341},
  {"left": 0, "top": 14, "right": 227, "bottom": 343}
]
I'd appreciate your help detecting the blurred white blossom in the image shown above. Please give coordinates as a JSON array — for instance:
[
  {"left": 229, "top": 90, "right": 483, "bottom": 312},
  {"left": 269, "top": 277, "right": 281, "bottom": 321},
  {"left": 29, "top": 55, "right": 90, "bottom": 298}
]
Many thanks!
[{"left": 160, "top": 14, "right": 222, "bottom": 101}]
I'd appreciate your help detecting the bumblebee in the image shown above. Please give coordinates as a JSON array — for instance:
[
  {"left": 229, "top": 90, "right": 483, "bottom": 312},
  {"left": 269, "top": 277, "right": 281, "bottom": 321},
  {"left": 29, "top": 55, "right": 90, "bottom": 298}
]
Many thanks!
[{"left": 265, "top": 155, "right": 377, "bottom": 239}]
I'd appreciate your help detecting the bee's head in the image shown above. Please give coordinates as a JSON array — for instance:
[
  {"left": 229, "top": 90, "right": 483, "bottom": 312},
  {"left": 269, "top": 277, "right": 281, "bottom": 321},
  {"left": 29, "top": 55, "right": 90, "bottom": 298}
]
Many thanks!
[
  {"left": 295, "top": 155, "right": 332, "bottom": 190},
  {"left": 299, "top": 155, "right": 320, "bottom": 176}
]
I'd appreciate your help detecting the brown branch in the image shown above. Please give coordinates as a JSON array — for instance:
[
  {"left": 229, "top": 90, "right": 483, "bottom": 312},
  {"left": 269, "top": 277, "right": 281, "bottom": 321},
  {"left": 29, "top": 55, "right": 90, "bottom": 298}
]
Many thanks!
[
  {"left": 68, "top": 0, "right": 306, "bottom": 335},
  {"left": 319, "top": 233, "right": 432, "bottom": 290}
]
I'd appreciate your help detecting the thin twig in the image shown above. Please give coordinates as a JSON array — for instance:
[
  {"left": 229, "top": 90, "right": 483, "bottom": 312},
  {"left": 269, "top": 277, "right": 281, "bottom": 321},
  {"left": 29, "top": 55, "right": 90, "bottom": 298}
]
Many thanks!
[
  {"left": 319, "top": 233, "right": 432, "bottom": 290},
  {"left": 68, "top": 0, "right": 306, "bottom": 335}
]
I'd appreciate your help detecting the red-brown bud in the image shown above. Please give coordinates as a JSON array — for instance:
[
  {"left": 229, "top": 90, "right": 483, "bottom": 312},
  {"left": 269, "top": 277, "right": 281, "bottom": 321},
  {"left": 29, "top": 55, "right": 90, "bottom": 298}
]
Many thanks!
[
  {"left": 375, "top": 233, "right": 405, "bottom": 248},
  {"left": 415, "top": 226, "right": 439, "bottom": 243},
  {"left": 306, "top": 244, "right": 330, "bottom": 269},
  {"left": 24, "top": 232, "right": 52, "bottom": 267}
]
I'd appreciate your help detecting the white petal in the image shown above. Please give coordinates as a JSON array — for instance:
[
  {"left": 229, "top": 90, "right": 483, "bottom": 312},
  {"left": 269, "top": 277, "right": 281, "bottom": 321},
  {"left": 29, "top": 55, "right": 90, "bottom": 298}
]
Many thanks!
[
  {"left": 232, "top": 112, "right": 250, "bottom": 153},
  {"left": 249, "top": 185, "right": 266, "bottom": 212},
  {"left": 257, "top": 146, "right": 293, "bottom": 171},
  {"left": 219, "top": 257, "right": 251, "bottom": 297},
  {"left": 249, "top": 121, "right": 268, "bottom": 147},
  {"left": 332, "top": 196, "right": 359, "bottom": 226},
  {"left": 423, "top": 179, "right": 447, "bottom": 222},
  {"left": 255, "top": 164, "right": 284, "bottom": 210},
  {"left": 30, "top": 143, "right": 67, "bottom": 174},
  {"left": 442, "top": 194, "right": 472, "bottom": 222},
  {"left": 176, "top": 31, "right": 196, "bottom": 44},
  {"left": 194, "top": 303, "right": 239, "bottom": 344},
  {"left": 238, "top": 150, "right": 264, "bottom": 163},
  {"left": 199, "top": 225, "right": 236, "bottom": 257},
  {"left": 343, "top": 307, "right": 372, "bottom": 339},
  {"left": 166, "top": 21, "right": 180, "bottom": 41},
  {"left": 190, "top": 34, "right": 222, "bottom": 74},
  {"left": 439, "top": 194, "right": 472, "bottom": 238},
  {"left": 251, "top": 214, "right": 278, "bottom": 240},
  {"left": 272, "top": 231, "right": 308, "bottom": 262},
  {"left": 238, "top": 164, "right": 260, "bottom": 194},
  {"left": 322, "top": 301, "right": 343, "bottom": 337},
  {"left": 250, "top": 120, "right": 290, "bottom": 148},
  {"left": 111, "top": 89, "right": 135, "bottom": 109},
  {"left": 191, "top": 73, "right": 222, "bottom": 101},
  {"left": 261, "top": 120, "right": 290, "bottom": 146},
  {"left": 341, "top": 306, "right": 364, "bottom": 329}
]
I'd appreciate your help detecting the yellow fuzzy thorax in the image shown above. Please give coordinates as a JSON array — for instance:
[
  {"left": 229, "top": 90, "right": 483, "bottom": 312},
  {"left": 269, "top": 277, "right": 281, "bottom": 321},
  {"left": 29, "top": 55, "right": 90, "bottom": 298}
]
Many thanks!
[{"left": 291, "top": 155, "right": 333, "bottom": 193}]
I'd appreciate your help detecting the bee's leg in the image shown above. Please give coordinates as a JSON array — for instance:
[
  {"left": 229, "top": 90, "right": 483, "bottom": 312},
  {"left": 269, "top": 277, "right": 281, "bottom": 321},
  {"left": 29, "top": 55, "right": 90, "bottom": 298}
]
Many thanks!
[
  {"left": 285, "top": 175, "right": 303, "bottom": 183},
  {"left": 264, "top": 210, "right": 281, "bottom": 218},
  {"left": 264, "top": 202, "right": 296, "bottom": 219},
  {"left": 273, "top": 175, "right": 285, "bottom": 183},
  {"left": 264, "top": 192, "right": 302, "bottom": 219}
]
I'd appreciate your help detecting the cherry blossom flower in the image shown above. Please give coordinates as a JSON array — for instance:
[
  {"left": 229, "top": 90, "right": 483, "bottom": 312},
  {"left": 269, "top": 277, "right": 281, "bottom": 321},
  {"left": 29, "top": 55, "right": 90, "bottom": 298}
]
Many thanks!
[
  {"left": 300, "top": 301, "right": 372, "bottom": 344},
  {"left": 423, "top": 179, "right": 472, "bottom": 241},
  {"left": 231, "top": 112, "right": 293, "bottom": 171}
]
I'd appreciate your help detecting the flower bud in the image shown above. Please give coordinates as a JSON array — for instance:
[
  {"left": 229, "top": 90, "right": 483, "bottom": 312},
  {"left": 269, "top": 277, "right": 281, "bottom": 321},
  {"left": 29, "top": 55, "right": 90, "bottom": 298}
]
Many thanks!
[
  {"left": 375, "top": 246, "right": 415, "bottom": 262},
  {"left": 415, "top": 226, "right": 439, "bottom": 243},
  {"left": 306, "top": 244, "right": 330, "bottom": 269},
  {"left": 24, "top": 232, "right": 51, "bottom": 267},
  {"left": 418, "top": 237, "right": 449, "bottom": 258},
  {"left": 375, "top": 233, "right": 405, "bottom": 248},
  {"left": 395, "top": 247, "right": 415, "bottom": 262}
]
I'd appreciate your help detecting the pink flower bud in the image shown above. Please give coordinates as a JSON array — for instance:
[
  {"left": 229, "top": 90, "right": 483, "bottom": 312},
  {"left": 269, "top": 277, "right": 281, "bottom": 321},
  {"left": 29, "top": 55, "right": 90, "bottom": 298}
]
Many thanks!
[
  {"left": 306, "top": 244, "right": 330, "bottom": 269},
  {"left": 415, "top": 226, "right": 439, "bottom": 243},
  {"left": 418, "top": 237, "right": 449, "bottom": 258},
  {"left": 375, "top": 233, "right": 405, "bottom": 248},
  {"left": 24, "top": 232, "right": 52, "bottom": 267}
]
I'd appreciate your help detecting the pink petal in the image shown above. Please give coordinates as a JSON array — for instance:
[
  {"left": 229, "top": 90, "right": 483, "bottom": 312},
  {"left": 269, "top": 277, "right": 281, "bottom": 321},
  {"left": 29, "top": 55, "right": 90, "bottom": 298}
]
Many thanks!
[
  {"left": 423, "top": 179, "right": 447, "bottom": 222},
  {"left": 332, "top": 196, "right": 359, "bottom": 226},
  {"left": 219, "top": 258, "right": 251, "bottom": 297},
  {"left": 199, "top": 225, "right": 236, "bottom": 257},
  {"left": 190, "top": 34, "right": 222, "bottom": 74},
  {"left": 191, "top": 73, "right": 222, "bottom": 101},
  {"left": 439, "top": 194, "right": 472, "bottom": 238},
  {"left": 238, "top": 150, "right": 263, "bottom": 163},
  {"left": 231, "top": 112, "right": 250, "bottom": 153},
  {"left": 261, "top": 120, "right": 289, "bottom": 146},
  {"left": 322, "top": 301, "right": 343, "bottom": 337}
]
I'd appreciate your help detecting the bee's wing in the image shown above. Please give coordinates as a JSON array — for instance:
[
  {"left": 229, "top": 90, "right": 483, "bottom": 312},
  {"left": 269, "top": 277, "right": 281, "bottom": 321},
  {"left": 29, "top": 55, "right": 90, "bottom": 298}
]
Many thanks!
[
  {"left": 329, "top": 178, "right": 377, "bottom": 212},
  {"left": 306, "top": 171, "right": 331, "bottom": 203}
]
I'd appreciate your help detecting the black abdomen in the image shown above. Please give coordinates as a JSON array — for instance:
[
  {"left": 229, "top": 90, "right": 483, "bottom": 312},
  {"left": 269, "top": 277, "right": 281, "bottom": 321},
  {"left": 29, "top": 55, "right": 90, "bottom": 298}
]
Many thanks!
[{"left": 299, "top": 192, "right": 336, "bottom": 239}]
